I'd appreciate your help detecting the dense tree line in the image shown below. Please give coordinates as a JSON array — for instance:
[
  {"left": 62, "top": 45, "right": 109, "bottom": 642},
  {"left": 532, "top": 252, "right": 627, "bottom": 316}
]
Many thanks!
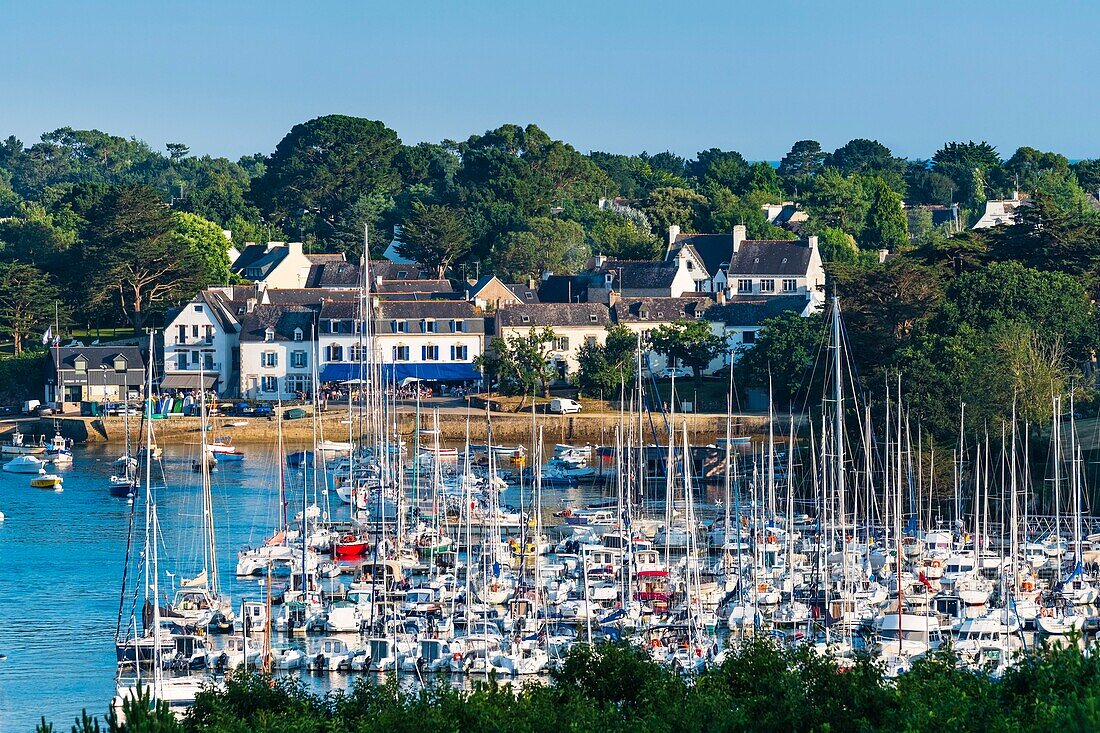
[
  {"left": 39, "top": 640, "right": 1100, "bottom": 733},
  {"left": 3, "top": 116, "right": 1100, "bottom": 436}
]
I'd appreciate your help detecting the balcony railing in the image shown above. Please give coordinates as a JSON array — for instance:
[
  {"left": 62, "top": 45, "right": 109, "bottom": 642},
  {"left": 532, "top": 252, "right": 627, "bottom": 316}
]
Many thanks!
[{"left": 170, "top": 362, "right": 222, "bottom": 372}]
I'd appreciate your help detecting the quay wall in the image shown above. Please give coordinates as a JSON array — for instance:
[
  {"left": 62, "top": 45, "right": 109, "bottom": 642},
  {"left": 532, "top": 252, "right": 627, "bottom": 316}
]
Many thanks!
[{"left": 6, "top": 411, "right": 779, "bottom": 446}]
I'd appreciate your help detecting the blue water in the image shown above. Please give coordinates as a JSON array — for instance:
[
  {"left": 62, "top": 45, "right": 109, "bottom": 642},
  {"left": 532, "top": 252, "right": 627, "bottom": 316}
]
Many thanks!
[{"left": 0, "top": 441, "right": 615, "bottom": 731}]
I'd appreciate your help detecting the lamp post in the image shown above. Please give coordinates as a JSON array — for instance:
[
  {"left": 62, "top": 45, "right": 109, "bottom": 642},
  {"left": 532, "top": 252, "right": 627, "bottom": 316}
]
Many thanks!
[{"left": 101, "top": 365, "right": 109, "bottom": 416}]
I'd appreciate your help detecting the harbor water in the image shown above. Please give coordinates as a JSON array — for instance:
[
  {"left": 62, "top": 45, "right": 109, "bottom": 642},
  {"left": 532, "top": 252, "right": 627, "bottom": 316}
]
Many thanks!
[{"left": 0, "top": 442, "right": 613, "bottom": 731}]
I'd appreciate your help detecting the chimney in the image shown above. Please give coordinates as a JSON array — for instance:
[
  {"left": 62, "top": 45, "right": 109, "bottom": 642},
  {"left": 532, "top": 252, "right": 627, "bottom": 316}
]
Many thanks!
[
  {"left": 266, "top": 240, "right": 284, "bottom": 253},
  {"left": 716, "top": 289, "right": 726, "bottom": 305},
  {"left": 608, "top": 290, "right": 621, "bottom": 308},
  {"left": 878, "top": 249, "right": 889, "bottom": 264},
  {"left": 541, "top": 269, "right": 553, "bottom": 282},
  {"left": 732, "top": 225, "right": 746, "bottom": 254},
  {"left": 807, "top": 235, "right": 818, "bottom": 251},
  {"left": 593, "top": 253, "right": 605, "bottom": 269},
  {"left": 287, "top": 242, "right": 303, "bottom": 258},
  {"left": 246, "top": 297, "right": 257, "bottom": 313},
  {"left": 668, "top": 224, "right": 680, "bottom": 246}
]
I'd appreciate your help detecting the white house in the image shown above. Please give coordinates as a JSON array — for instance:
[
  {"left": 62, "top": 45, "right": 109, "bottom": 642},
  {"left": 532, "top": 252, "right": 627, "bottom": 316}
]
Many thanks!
[
  {"left": 315, "top": 300, "right": 486, "bottom": 385},
  {"left": 162, "top": 286, "right": 256, "bottom": 395},
  {"left": 972, "top": 193, "right": 1028, "bottom": 229},
  {"left": 708, "top": 293, "right": 817, "bottom": 361},
  {"left": 666, "top": 224, "right": 825, "bottom": 307},
  {"left": 496, "top": 303, "right": 612, "bottom": 379},
  {"left": 231, "top": 242, "right": 315, "bottom": 289},
  {"left": 610, "top": 296, "right": 725, "bottom": 373},
  {"left": 238, "top": 305, "right": 318, "bottom": 400}
]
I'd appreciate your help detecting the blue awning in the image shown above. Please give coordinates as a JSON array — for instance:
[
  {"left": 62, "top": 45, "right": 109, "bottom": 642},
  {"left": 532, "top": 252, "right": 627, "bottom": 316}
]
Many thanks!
[{"left": 319, "top": 363, "right": 481, "bottom": 383}]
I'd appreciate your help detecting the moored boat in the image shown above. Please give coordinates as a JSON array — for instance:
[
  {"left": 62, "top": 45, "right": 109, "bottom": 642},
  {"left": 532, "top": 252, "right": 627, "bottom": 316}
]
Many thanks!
[
  {"left": 30, "top": 470, "right": 64, "bottom": 490},
  {"left": 2, "top": 430, "right": 46, "bottom": 455},
  {"left": 3, "top": 455, "right": 45, "bottom": 474}
]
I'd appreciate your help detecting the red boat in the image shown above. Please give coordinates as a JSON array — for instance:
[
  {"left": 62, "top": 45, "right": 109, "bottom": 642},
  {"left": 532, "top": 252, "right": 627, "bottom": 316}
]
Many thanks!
[{"left": 333, "top": 534, "right": 370, "bottom": 559}]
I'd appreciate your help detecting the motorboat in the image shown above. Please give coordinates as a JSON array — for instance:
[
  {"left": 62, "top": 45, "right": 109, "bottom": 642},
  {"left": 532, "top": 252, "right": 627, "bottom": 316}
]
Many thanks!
[
  {"left": 108, "top": 473, "right": 138, "bottom": 498},
  {"left": 1, "top": 430, "right": 45, "bottom": 455},
  {"left": 3, "top": 455, "right": 46, "bottom": 474},
  {"left": 30, "top": 470, "right": 64, "bottom": 490},
  {"left": 208, "top": 436, "right": 245, "bottom": 461},
  {"left": 45, "top": 432, "right": 73, "bottom": 465}
]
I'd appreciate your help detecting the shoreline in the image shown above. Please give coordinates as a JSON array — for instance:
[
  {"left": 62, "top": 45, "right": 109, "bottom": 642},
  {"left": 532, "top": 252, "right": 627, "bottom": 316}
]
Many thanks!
[{"left": 4, "top": 410, "right": 777, "bottom": 446}]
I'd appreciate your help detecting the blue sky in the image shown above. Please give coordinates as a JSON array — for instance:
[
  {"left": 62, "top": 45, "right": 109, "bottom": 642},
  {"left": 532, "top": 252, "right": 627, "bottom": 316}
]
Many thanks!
[{"left": 2, "top": 1, "right": 1096, "bottom": 161}]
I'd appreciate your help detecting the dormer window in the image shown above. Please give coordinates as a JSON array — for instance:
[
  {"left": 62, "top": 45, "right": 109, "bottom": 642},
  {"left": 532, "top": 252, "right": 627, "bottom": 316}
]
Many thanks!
[
  {"left": 113, "top": 356, "right": 127, "bottom": 373},
  {"left": 245, "top": 267, "right": 262, "bottom": 279},
  {"left": 753, "top": 257, "right": 760, "bottom": 264},
  {"left": 589, "top": 314, "right": 598, "bottom": 323},
  {"left": 521, "top": 315, "right": 530, "bottom": 324},
  {"left": 396, "top": 270, "right": 408, "bottom": 279},
  {"left": 74, "top": 356, "right": 87, "bottom": 374},
  {"left": 264, "top": 328, "right": 275, "bottom": 342},
  {"left": 293, "top": 328, "right": 303, "bottom": 342},
  {"left": 524, "top": 292, "right": 533, "bottom": 300}
]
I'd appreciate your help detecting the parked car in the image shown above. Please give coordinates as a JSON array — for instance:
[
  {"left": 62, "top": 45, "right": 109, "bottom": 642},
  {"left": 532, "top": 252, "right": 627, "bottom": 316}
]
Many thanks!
[
  {"left": 34, "top": 404, "right": 56, "bottom": 416},
  {"left": 657, "top": 366, "right": 693, "bottom": 379},
  {"left": 549, "top": 398, "right": 582, "bottom": 414}
]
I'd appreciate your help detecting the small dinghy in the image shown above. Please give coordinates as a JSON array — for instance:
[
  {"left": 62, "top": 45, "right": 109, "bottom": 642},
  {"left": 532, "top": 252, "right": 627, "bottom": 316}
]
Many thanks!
[
  {"left": 3, "top": 455, "right": 45, "bottom": 474},
  {"left": 30, "top": 469, "right": 63, "bottom": 490}
]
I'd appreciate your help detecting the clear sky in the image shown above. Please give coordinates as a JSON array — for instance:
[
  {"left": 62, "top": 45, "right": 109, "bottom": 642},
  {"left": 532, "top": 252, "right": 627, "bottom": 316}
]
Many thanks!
[{"left": 3, "top": 0, "right": 1096, "bottom": 162}]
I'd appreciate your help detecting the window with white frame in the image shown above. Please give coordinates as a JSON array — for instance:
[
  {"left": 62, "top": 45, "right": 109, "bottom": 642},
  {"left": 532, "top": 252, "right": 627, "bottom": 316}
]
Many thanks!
[
  {"left": 261, "top": 375, "right": 279, "bottom": 392},
  {"left": 422, "top": 344, "right": 439, "bottom": 361},
  {"left": 285, "top": 375, "right": 311, "bottom": 395},
  {"left": 760, "top": 279, "right": 776, "bottom": 293},
  {"left": 422, "top": 319, "right": 437, "bottom": 333},
  {"left": 393, "top": 345, "right": 410, "bottom": 361},
  {"left": 262, "top": 351, "right": 278, "bottom": 368},
  {"left": 584, "top": 335, "right": 598, "bottom": 347},
  {"left": 737, "top": 279, "right": 752, "bottom": 293},
  {"left": 452, "top": 319, "right": 465, "bottom": 333},
  {"left": 293, "top": 328, "right": 303, "bottom": 342},
  {"left": 327, "top": 344, "right": 343, "bottom": 362},
  {"left": 782, "top": 279, "right": 797, "bottom": 292},
  {"left": 264, "top": 328, "right": 275, "bottom": 342},
  {"left": 555, "top": 337, "right": 569, "bottom": 351},
  {"left": 451, "top": 344, "right": 468, "bottom": 361},
  {"left": 349, "top": 344, "right": 364, "bottom": 362},
  {"left": 291, "top": 351, "right": 307, "bottom": 369}
]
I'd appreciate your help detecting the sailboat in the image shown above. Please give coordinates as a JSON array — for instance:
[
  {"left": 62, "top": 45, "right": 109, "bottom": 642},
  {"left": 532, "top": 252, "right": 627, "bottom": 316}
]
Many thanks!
[
  {"left": 109, "top": 401, "right": 140, "bottom": 497},
  {"left": 114, "top": 331, "right": 214, "bottom": 718}
]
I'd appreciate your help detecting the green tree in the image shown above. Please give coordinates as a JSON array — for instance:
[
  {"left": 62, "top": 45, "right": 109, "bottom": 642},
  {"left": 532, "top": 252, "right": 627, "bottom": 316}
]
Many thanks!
[
  {"left": 803, "top": 168, "right": 871, "bottom": 237},
  {"left": 863, "top": 176, "right": 909, "bottom": 251},
  {"left": 395, "top": 201, "right": 471, "bottom": 278},
  {"left": 475, "top": 329, "right": 557, "bottom": 403},
  {"left": 648, "top": 319, "right": 725, "bottom": 386},
  {"left": 736, "top": 311, "right": 824, "bottom": 406},
  {"left": 171, "top": 211, "right": 232, "bottom": 286},
  {"left": 778, "top": 140, "right": 825, "bottom": 181},
  {"left": 932, "top": 141, "right": 1002, "bottom": 208},
  {"left": 330, "top": 190, "right": 394, "bottom": 260},
  {"left": 816, "top": 226, "right": 860, "bottom": 264},
  {"left": 1071, "top": 158, "right": 1100, "bottom": 192},
  {"left": 586, "top": 211, "right": 661, "bottom": 260},
  {"left": 575, "top": 325, "right": 639, "bottom": 398},
  {"left": 0, "top": 262, "right": 63, "bottom": 354},
  {"left": 642, "top": 187, "right": 707, "bottom": 237},
  {"left": 492, "top": 217, "right": 588, "bottom": 281},
  {"left": 80, "top": 184, "right": 197, "bottom": 330},
  {"left": 826, "top": 138, "right": 905, "bottom": 184},
  {"left": 688, "top": 148, "right": 748, "bottom": 190},
  {"left": 251, "top": 115, "right": 402, "bottom": 239}
]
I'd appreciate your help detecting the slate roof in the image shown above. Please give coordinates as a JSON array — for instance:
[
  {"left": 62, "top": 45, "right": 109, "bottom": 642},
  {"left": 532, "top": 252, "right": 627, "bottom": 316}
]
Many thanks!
[
  {"left": 612, "top": 297, "right": 714, "bottom": 323},
  {"left": 507, "top": 284, "right": 539, "bottom": 303},
  {"left": 601, "top": 260, "right": 680, "bottom": 290},
  {"left": 706, "top": 295, "right": 812, "bottom": 327},
  {"left": 265, "top": 289, "right": 358, "bottom": 306},
  {"left": 319, "top": 300, "right": 362, "bottom": 320},
  {"left": 239, "top": 305, "right": 318, "bottom": 342},
  {"left": 305, "top": 262, "right": 361, "bottom": 288},
  {"left": 51, "top": 346, "right": 146, "bottom": 371},
  {"left": 370, "top": 261, "right": 431, "bottom": 280},
  {"left": 230, "top": 244, "right": 287, "bottom": 278},
  {"left": 376, "top": 300, "right": 478, "bottom": 320},
  {"left": 376, "top": 280, "right": 454, "bottom": 296},
  {"left": 306, "top": 253, "right": 345, "bottom": 264},
  {"left": 497, "top": 303, "right": 611, "bottom": 328},
  {"left": 672, "top": 234, "right": 814, "bottom": 277},
  {"left": 728, "top": 240, "right": 812, "bottom": 277}
]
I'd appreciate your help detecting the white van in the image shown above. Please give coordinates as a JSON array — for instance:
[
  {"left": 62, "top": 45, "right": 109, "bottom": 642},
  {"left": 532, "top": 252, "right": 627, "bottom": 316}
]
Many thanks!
[{"left": 549, "top": 398, "right": 582, "bottom": 414}]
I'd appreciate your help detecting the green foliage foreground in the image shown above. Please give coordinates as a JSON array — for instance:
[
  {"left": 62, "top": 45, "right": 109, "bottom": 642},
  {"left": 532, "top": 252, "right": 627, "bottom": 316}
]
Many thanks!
[{"left": 46, "top": 640, "right": 1100, "bottom": 733}]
